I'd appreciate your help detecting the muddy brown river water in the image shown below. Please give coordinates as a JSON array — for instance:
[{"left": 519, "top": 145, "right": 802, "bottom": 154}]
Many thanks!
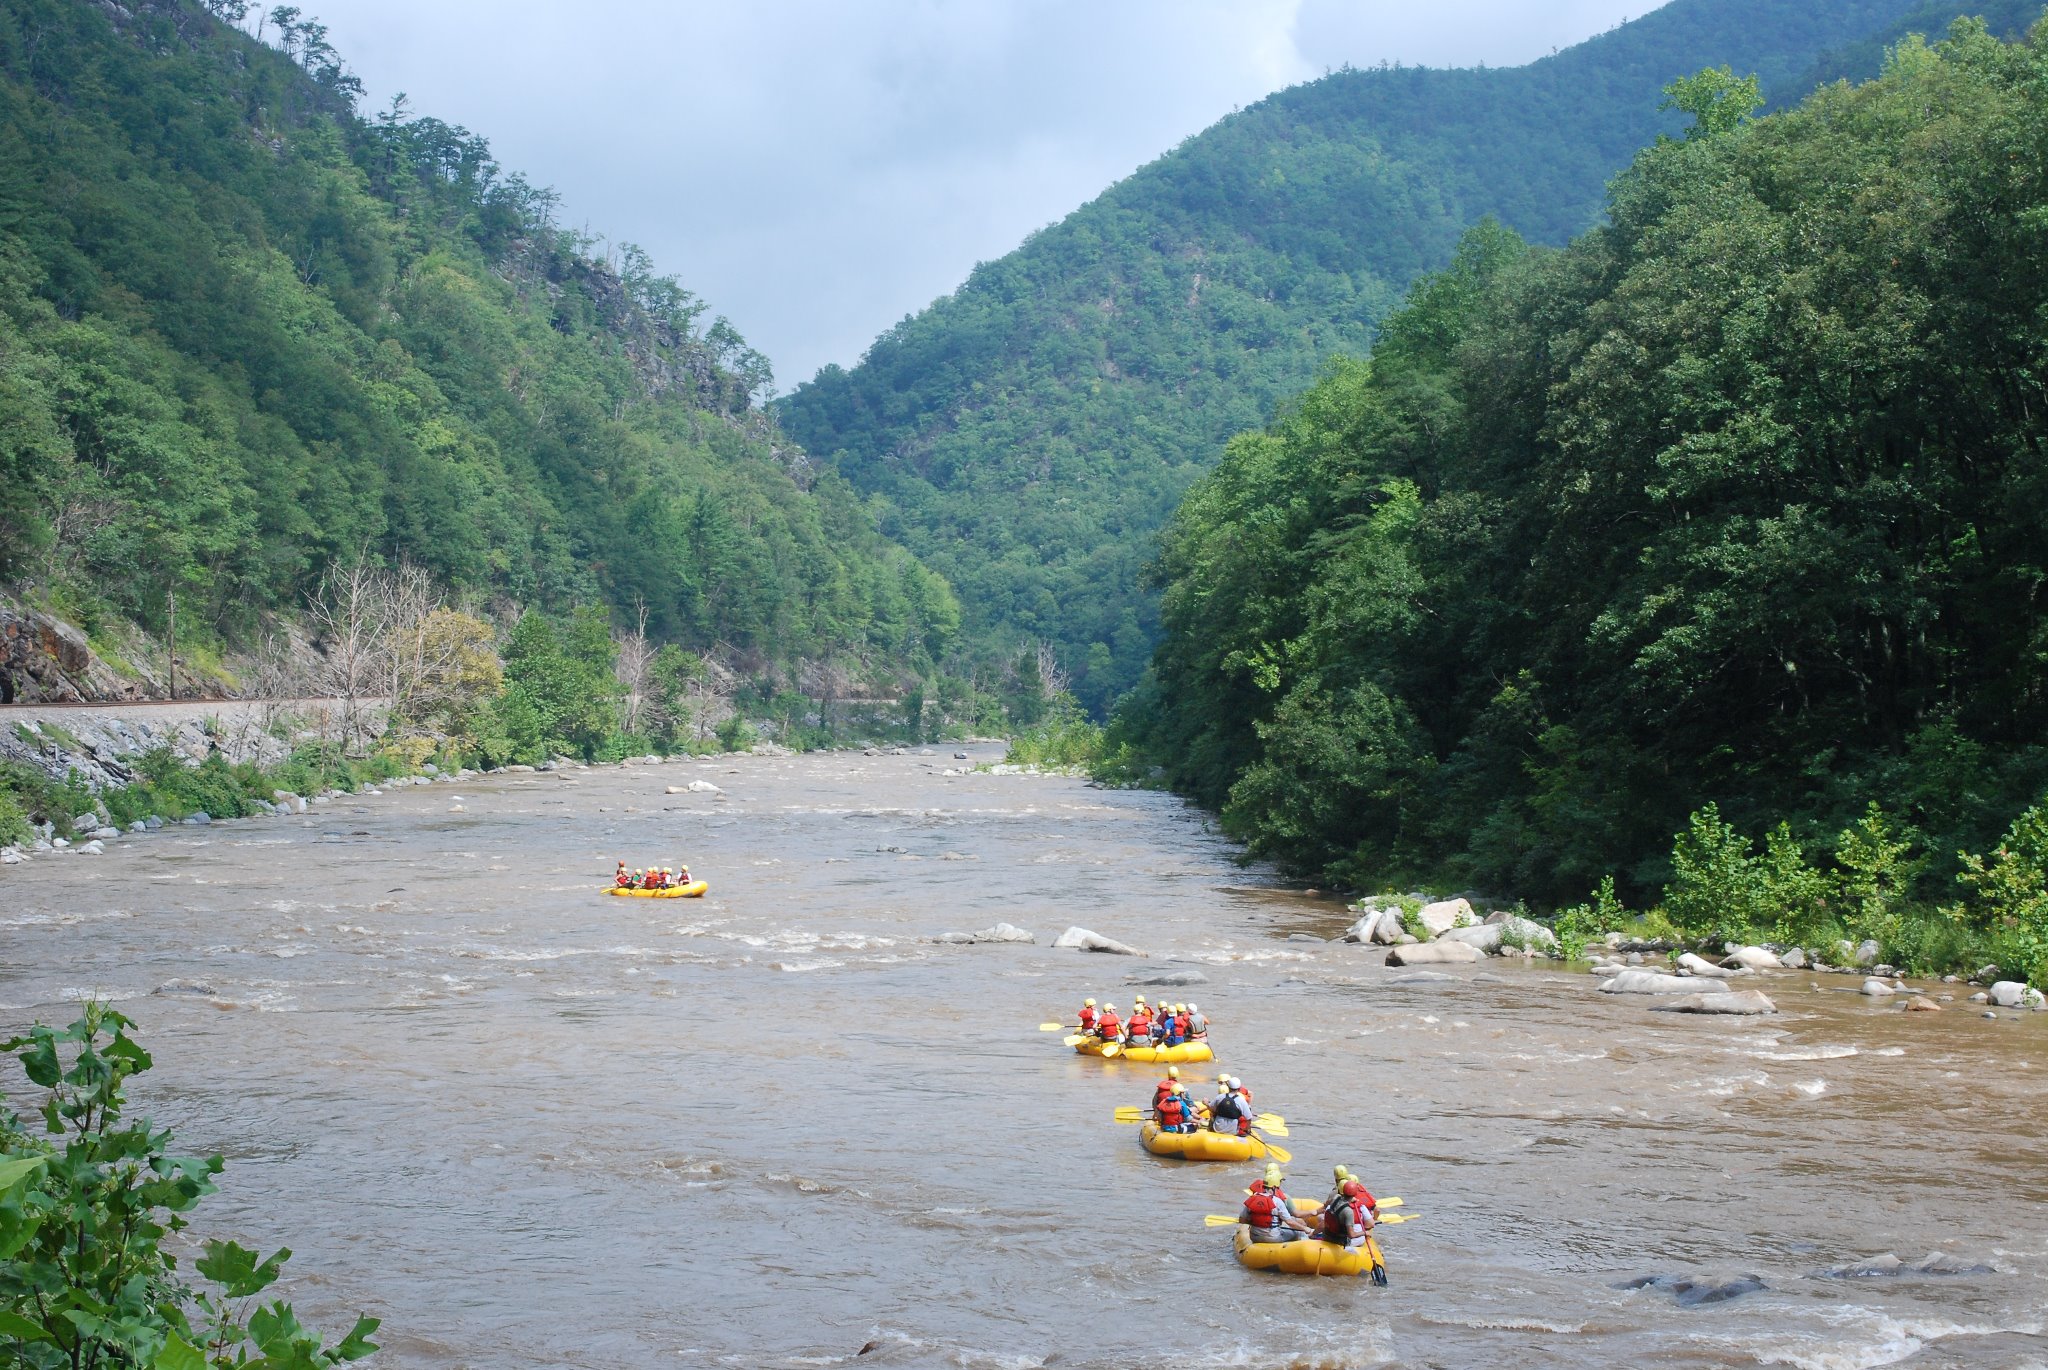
[{"left": 3, "top": 748, "right": 2045, "bottom": 1368}]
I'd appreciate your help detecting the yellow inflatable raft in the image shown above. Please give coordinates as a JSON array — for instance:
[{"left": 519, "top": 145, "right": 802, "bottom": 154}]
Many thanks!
[
  {"left": 1139, "top": 1121, "right": 1267, "bottom": 1161},
  {"left": 601, "top": 882, "right": 708, "bottom": 898},
  {"left": 1071, "top": 1039, "right": 1213, "bottom": 1064},
  {"left": 1232, "top": 1221, "right": 1384, "bottom": 1278}
]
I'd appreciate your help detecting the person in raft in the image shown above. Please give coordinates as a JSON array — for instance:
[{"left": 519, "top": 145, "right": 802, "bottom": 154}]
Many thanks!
[
  {"left": 1155, "top": 1081, "right": 1199, "bottom": 1133},
  {"left": 1319, "top": 1165, "right": 1377, "bottom": 1248},
  {"left": 1121, "top": 997, "right": 1155, "bottom": 1045},
  {"left": 1207, "top": 1076, "right": 1254, "bottom": 1135},
  {"left": 1241, "top": 1164, "right": 1316, "bottom": 1243},
  {"left": 616, "top": 862, "right": 634, "bottom": 888},
  {"left": 1092, "top": 1003, "right": 1121, "bottom": 1042},
  {"left": 1077, "top": 998, "right": 1098, "bottom": 1034},
  {"left": 1186, "top": 1003, "right": 1208, "bottom": 1040},
  {"left": 1150, "top": 1064, "right": 1182, "bottom": 1115},
  {"left": 1158, "top": 1003, "right": 1190, "bottom": 1046}
]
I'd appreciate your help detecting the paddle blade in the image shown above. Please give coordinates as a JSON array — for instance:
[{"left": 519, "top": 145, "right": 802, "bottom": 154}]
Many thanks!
[
  {"left": 1375, "top": 1212, "right": 1419, "bottom": 1225},
  {"left": 1254, "top": 1113, "right": 1287, "bottom": 1128},
  {"left": 1063, "top": 1035, "right": 1089, "bottom": 1047},
  {"left": 1039, "top": 1023, "right": 1067, "bottom": 1031},
  {"left": 1203, "top": 1214, "right": 1240, "bottom": 1227},
  {"left": 1377, "top": 1197, "right": 1402, "bottom": 1209},
  {"left": 1112, "top": 1107, "right": 1144, "bottom": 1120},
  {"left": 1255, "top": 1136, "right": 1292, "bottom": 1164},
  {"left": 1101, "top": 1043, "right": 1121, "bottom": 1057}
]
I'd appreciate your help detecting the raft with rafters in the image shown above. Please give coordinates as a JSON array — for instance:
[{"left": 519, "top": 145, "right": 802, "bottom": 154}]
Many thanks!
[
  {"left": 1138, "top": 1121, "right": 1267, "bottom": 1161},
  {"left": 601, "top": 882, "right": 708, "bottom": 898},
  {"left": 1071, "top": 1038, "right": 1213, "bottom": 1063},
  {"left": 1231, "top": 1219, "right": 1383, "bottom": 1278}
]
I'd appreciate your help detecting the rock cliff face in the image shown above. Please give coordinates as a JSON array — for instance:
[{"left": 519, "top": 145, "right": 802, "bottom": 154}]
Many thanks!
[{"left": 0, "top": 605, "right": 147, "bottom": 704}]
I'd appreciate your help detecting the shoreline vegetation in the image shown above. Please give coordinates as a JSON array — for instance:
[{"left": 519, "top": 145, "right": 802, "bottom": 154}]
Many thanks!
[{"left": 1081, "top": 28, "right": 2048, "bottom": 1002}]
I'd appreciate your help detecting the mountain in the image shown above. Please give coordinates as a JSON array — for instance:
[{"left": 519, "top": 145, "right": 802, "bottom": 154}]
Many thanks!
[
  {"left": 778, "top": 0, "right": 2045, "bottom": 713},
  {"left": 0, "top": 0, "right": 958, "bottom": 693},
  {"left": 1122, "top": 19, "right": 2048, "bottom": 915}
]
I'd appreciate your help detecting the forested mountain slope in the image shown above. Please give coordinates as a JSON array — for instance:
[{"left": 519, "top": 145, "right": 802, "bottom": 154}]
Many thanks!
[
  {"left": 779, "top": 0, "right": 2043, "bottom": 713},
  {"left": 0, "top": 0, "right": 957, "bottom": 686},
  {"left": 1122, "top": 21, "right": 2048, "bottom": 911}
]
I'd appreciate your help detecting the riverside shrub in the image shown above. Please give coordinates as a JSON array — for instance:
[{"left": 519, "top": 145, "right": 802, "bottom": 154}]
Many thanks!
[{"left": 0, "top": 1004, "right": 378, "bottom": 1368}]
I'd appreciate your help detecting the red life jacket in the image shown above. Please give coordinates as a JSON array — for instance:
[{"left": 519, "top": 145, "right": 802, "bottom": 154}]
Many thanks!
[
  {"left": 1323, "top": 1194, "right": 1365, "bottom": 1241},
  {"left": 1078, "top": 1007, "right": 1096, "bottom": 1030},
  {"left": 1243, "top": 1189, "right": 1284, "bottom": 1227},
  {"left": 1152, "top": 1080, "right": 1173, "bottom": 1108},
  {"left": 1127, "top": 1010, "right": 1152, "bottom": 1035},
  {"left": 1158, "top": 1096, "right": 1187, "bottom": 1127},
  {"left": 1096, "top": 1013, "right": 1120, "bottom": 1037},
  {"left": 1343, "top": 1179, "right": 1377, "bottom": 1213},
  {"left": 615, "top": 872, "right": 631, "bottom": 886},
  {"left": 1173, "top": 1011, "right": 1190, "bottom": 1036}
]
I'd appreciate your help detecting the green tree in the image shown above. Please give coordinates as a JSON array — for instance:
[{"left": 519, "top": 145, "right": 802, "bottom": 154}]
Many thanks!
[{"left": 1660, "top": 65, "right": 1764, "bottom": 137}]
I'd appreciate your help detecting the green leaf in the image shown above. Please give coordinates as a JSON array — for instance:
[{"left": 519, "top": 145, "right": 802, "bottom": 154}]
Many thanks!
[
  {"left": 197, "top": 1239, "right": 288, "bottom": 1298},
  {"left": 0, "top": 1153, "right": 48, "bottom": 1192},
  {"left": 0, "top": 1310, "right": 54, "bottom": 1344},
  {"left": 153, "top": 1332, "right": 209, "bottom": 1370},
  {"left": 331, "top": 1316, "right": 381, "bottom": 1362}
]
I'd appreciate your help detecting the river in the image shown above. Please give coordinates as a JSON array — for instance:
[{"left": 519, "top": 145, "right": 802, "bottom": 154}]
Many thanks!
[{"left": 2, "top": 748, "right": 2043, "bottom": 1369}]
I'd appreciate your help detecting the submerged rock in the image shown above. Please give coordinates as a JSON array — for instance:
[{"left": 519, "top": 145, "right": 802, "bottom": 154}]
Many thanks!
[
  {"left": 1861, "top": 978, "right": 1897, "bottom": 997},
  {"left": 1387, "top": 971, "right": 1457, "bottom": 986},
  {"left": 1650, "top": 990, "right": 1777, "bottom": 1015},
  {"left": 1828, "top": 1251, "right": 1996, "bottom": 1278},
  {"left": 1622, "top": 1273, "right": 1767, "bottom": 1307},
  {"left": 970, "top": 922, "right": 1034, "bottom": 944},
  {"left": 1599, "top": 970, "right": 1708, "bottom": 994},
  {"left": 1386, "top": 941, "right": 1482, "bottom": 966},
  {"left": 1126, "top": 968, "right": 1207, "bottom": 985},
  {"left": 1052, "top": 926, "right": 1145, "bottom": 956}
]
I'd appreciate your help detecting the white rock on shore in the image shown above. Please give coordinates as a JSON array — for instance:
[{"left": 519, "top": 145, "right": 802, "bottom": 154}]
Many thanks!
[
  {"left": 1988, "top": 981, "right": 2046, "bottom": 1010},
  {"left": 1416, "top": 898, "right": 1476, "bottom": 938}
]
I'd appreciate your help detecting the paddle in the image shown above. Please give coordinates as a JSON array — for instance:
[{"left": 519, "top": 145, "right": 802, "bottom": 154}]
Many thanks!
[
  {"left": 1249, "top": 1131, "right": 1292, "bottom": 1164},
  {"left": 1204, "top": 1211, "right": 1418, "bottom": 1227},
  {"left": 1100, "top": 1041, "right": 1121, "bottom": 1057},
  {"left": 1063, "top": 1034, "right": 1091, "bottom": 1047},
  {"left": 1367, "top": 1234, "right": 1389, "bottom": 1286},
  {"left": 1039, "top": 1022, "right": 1069, "bottom": 1031}
]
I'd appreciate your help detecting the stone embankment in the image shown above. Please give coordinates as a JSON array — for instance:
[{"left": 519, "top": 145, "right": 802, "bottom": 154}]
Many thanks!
[{"left": 0, "top": 699, "right": 382, "bottom": 790}]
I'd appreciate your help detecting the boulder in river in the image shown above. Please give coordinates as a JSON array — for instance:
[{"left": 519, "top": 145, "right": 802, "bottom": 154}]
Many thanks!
[
  {"left": 1621, "top": 1273, "right": 1767, "bottom": 1306},
  {"left": 181, "top": 812, "right": 211, "bottom": 826},
  {"left": 1988, "top": 980, "right": 2046, "bottom": 1009},
  {"left": 1051, "top": 926, "right": 1145, "bottom": 956},
  {"left": 1905, "top": 996, "right": 1943, "bottom": 1012},
  {"left": 1340, "top": 905, "right": 1406, "bottom": 944},
  {"left": 1126, "top": 969, "right": 1208, "bottom": 986},
  {"left": 1387, "top": 971, "right": 1457, "bottom": 985},
  {"left": 1650, "top": 990, "right": 1777, "bottom": 1015},
  {"left": 1436, "top": 924, "right": 1502, "bottom": 953},
  {"left": 1677, "top": 952, "right": 1737, "bottom": 978},
  {"left": 1417, "top": 898, "right": 1476, "bottom": 938},
  {"left": 1861, "top": 978, "right": 1897, "bottom": 997},
  {"left": 1599, "top": 970, "right": 1709, "bottom": 994},
  {"left": 1386, "top": 941, "right": 1482, "bottom": 966},
  {"left": 1779, "top": 947, "right": 1808, "bottom": 969},
  {"left": 1722, "top": 946, "right": 1783, "bottom": 971},
  {"left": 970, "top": 923, "right": 1035, "bottom": 944}
]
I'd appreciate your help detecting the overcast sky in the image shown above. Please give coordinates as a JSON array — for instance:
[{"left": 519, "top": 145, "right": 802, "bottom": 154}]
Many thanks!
[{"left": 296, "top": 0, "right": 1652, "bottom": 390}]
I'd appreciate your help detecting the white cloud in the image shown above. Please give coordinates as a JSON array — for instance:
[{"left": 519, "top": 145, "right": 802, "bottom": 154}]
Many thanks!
[{"left": 297, "top": 0, "right": 1645, "bottom": 388}]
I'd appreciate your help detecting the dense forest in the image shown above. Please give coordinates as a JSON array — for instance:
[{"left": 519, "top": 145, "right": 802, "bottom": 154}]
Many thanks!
[
  {"left": 780, "top": 0, "right": 2045, "bottom": 714},
  {"left": 0, "top": 0, "right": 958, "bottom": 689},
  {"left": 1114, "top": 22, "right": 2048, "bottom": 967}
]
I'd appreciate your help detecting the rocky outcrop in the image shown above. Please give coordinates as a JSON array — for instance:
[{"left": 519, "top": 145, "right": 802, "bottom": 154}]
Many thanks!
[
  {"left": 1416, "top": 898, "right": 1476, "bottom": 938},
  {"left": 0, "top": 604, "right": 128, "bottom": 703},
  {"left": 1622, "top": 1273, "right": 1766, "bottom": 1306}
]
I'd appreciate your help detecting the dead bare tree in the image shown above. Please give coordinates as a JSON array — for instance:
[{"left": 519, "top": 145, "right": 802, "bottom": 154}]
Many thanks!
[
  {"left": 615, "top": 597, "right": 653, "bottom": 734},
  {"left": 1033, "top": 639, "right": 1071, "bottom": 703},
  {"left": 306, "top": 561, "right": 389, "bottom": 752}
]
